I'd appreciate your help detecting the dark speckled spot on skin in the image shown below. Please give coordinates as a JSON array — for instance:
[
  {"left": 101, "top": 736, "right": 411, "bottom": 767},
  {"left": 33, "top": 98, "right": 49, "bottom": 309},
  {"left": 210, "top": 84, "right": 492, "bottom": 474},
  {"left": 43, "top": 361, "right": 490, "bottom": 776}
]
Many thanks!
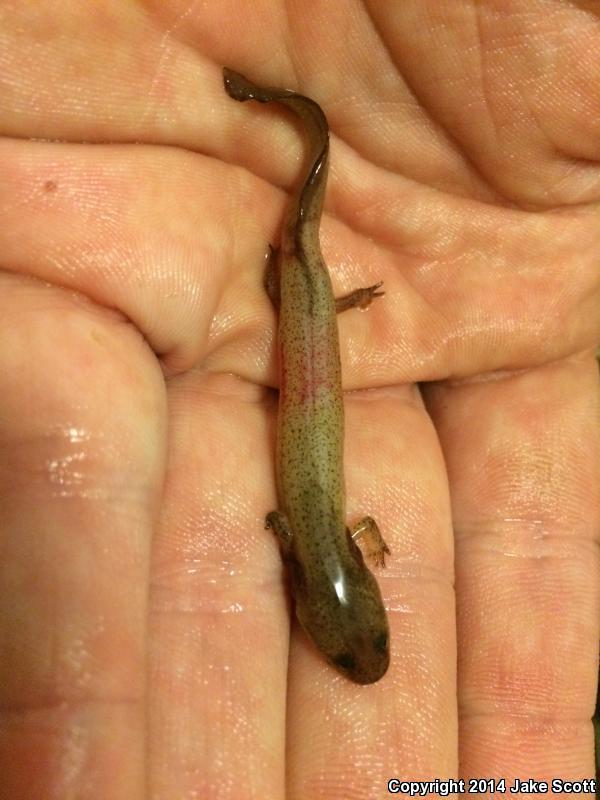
[
  {"left": 43, "top": 180, "right": 57, "bottom": 193},
  {"left": 334, "top": 652, "right": 357, "bottom": 672}
]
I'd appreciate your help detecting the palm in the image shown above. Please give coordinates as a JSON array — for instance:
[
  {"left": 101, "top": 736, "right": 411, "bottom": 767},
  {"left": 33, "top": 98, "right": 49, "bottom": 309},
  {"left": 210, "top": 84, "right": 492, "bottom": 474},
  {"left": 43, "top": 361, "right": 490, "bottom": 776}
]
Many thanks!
[{"left": 1, "top": 2, "right": 598, "bottom": 796}]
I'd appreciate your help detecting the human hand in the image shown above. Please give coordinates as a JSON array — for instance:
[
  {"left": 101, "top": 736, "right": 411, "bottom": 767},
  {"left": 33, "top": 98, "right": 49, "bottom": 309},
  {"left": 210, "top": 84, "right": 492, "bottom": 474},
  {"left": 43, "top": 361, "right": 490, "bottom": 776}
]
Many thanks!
[{"left": 0, "top": 2, "right": 598, "bottom": 797}]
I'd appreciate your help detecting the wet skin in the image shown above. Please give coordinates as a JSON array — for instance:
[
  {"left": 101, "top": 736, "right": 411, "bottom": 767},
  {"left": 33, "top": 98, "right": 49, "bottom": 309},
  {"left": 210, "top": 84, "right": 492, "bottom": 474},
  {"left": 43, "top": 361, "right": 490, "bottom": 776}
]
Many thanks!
[{"left": 223, "top": 68, "right": 390, "bottom": 684}]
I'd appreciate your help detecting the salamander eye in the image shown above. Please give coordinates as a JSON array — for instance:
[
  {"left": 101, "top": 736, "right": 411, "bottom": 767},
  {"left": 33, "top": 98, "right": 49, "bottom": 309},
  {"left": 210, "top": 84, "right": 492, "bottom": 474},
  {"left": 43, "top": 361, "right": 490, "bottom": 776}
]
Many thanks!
[
  {"left": 333, "top": 652, "right": 357, "bottom": 671},
  {"left": 373, "top": 631, "right": 388, "bottom": 654}
]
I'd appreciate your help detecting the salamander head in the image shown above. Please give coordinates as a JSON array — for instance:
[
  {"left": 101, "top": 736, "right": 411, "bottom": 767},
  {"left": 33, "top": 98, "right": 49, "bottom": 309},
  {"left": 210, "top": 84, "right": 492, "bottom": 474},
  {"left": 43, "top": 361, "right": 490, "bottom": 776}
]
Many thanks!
[{"left": 292, "top": 554, "right": 390, "bottom": 685}]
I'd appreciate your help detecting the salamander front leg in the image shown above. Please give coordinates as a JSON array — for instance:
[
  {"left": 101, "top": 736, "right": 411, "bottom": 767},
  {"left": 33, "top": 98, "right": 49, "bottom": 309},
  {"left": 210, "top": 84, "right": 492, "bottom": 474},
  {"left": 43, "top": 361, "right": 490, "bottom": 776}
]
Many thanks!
[
  {"left": 351, "top": 516, "right": 390, "bottom": 568},
  {"left": 335, "top": 282, "right": 384, "bottom": 314},
  {"left": 265, "top": 510, "right": 293, "bottom": 557}
]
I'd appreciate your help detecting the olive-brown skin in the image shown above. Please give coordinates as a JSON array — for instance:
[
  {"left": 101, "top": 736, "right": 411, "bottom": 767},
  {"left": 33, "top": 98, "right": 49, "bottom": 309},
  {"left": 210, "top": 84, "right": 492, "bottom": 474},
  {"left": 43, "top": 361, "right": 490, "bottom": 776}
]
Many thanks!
[{"left": 223, "top": 68, "right": 389, "bottom": 684}]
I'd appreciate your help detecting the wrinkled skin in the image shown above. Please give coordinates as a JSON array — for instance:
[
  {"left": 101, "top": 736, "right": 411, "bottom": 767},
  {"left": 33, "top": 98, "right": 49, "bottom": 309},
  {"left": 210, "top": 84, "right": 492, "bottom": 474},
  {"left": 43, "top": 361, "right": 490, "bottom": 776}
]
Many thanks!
[{"left": 0, "top": 1, "right": 598, "bottom": 796}]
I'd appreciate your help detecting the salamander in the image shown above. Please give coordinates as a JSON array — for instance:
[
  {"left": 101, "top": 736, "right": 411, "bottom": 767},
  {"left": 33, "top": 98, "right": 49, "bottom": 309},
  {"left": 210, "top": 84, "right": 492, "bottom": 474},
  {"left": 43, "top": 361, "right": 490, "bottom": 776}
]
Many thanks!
[{"left": 223, "top": 67, "right": 390, "bottom": 684}]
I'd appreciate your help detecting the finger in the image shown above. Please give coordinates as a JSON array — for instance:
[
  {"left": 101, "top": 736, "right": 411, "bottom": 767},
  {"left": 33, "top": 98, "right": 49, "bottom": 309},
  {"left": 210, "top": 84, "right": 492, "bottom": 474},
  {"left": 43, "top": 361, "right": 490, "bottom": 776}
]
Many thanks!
[
  {"left": 372, "top": 1, "right": 600, "bottom": 204},
  {"left": 0, "top": 4, "right": 220, "bottom": 147},
  {"left": 425, "top": 353, "right": 600, "bottom": 777},
  {"left": 6, "top": 134, "right": 597, "bottom": 408},
  {"left": 0, "top": 137, "right": 393, "bottom": 394},
  {"left": 3, "top": 8, "right": 600, "bottom": 386},
  {"left": 0, "top": 137, "right": 280, "bottom": 374},
  {"left": 0, "top": 273, "right": 166, "bottom": 798},
  {"left": 221, "top": 100, "right": 600, "bottom": 382},
  {"left": 286, "top": 387, "right": 458, "bottom": 792},
  {"left": 147, "top": 372, "right": 288, "bottom": 799},
  {"left": 326, "top": 155, "right": 600, "bottom": 380}
]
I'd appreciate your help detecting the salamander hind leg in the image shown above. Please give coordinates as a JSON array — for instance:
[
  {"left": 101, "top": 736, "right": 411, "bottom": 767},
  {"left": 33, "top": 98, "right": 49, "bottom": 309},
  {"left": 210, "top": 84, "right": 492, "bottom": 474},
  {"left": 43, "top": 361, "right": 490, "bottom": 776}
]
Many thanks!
[
  {"left": 264, "top": 244, "right": 280, "bottom": 309},
  {"left": 351, "top": 516, "right": 390, "bottom": 568},
  {"left": 335, "top": 282, "right": 384, "bottom": 314},
  {"left": 266, "top": 510, "right": 309, "bottom": 593}
]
